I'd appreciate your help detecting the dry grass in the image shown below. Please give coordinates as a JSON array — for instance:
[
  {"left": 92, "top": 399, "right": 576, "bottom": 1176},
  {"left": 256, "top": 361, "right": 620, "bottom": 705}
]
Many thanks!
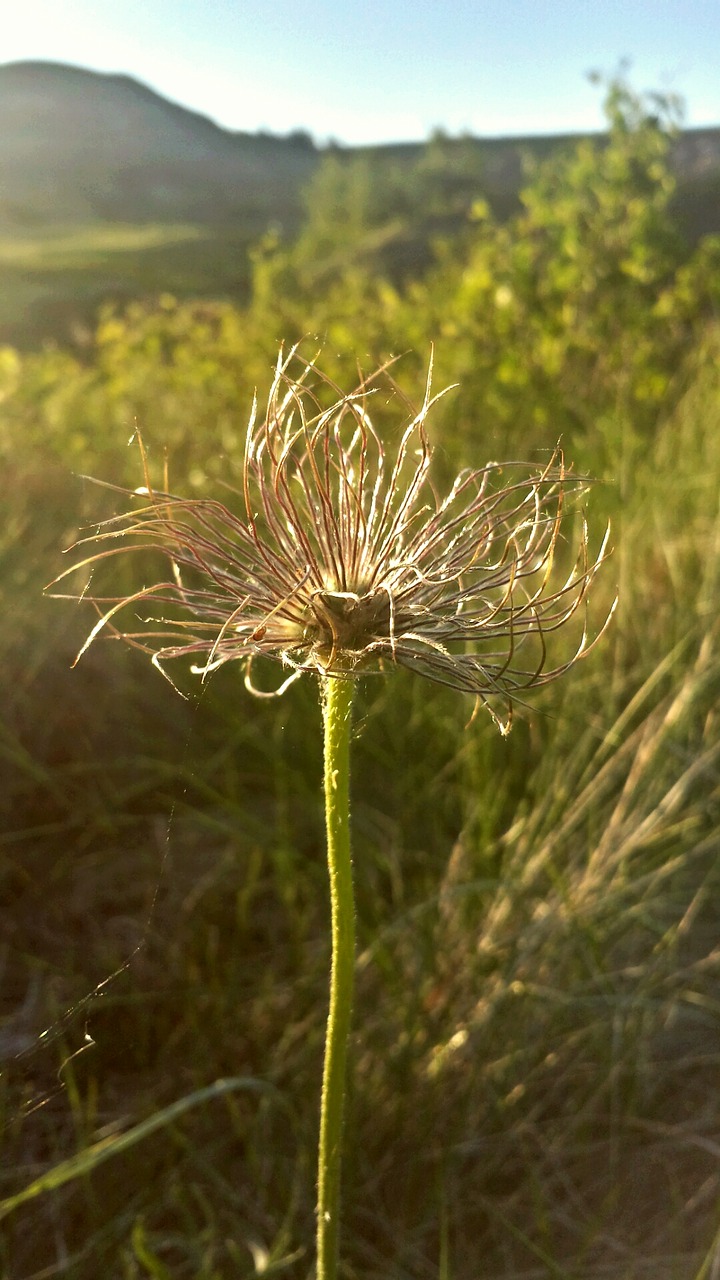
[{"left": 2, "top": 334, "right": 720, "bottom": 1277}]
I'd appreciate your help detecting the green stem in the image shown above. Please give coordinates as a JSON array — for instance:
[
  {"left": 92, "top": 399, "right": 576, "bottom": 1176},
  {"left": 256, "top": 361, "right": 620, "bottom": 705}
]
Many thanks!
[{"left": 317, "top": 675, "right": 355, "bottom": 1280}]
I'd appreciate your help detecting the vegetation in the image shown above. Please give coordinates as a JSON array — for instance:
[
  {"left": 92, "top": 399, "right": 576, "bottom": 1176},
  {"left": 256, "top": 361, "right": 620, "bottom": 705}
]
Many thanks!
[{"left": 2, "top": 77, "right": 720, "bottom": 1277}]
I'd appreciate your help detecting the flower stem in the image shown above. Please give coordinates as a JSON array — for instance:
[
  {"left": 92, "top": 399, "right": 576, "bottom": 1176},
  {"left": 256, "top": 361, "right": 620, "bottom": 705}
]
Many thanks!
[{"left": 317, "top": 675, "right": 355, "bottom": 1280}]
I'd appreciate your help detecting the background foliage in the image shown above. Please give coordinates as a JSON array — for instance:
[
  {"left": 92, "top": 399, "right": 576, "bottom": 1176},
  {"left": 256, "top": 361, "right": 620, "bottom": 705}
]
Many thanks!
[{"left": 2, "top": 79, "right": 720, "bottom": 1278}]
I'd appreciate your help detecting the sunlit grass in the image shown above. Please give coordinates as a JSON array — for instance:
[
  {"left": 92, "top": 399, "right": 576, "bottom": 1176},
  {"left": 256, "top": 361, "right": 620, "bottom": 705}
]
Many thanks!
[
  {"left": 1, "top": 348, "right": 718, "bottom": 1276},
  {"left": 0, "top": 223, "right": 257, "bottom": 347},
  {"left": 0, "top": 223, "right": 204, "bottom": 268}
]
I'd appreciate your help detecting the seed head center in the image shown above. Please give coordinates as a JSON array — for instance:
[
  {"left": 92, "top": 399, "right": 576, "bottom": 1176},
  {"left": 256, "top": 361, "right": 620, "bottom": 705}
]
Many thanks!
[{"left": 310, "top": 589, "right": 392, "bottom": 652}]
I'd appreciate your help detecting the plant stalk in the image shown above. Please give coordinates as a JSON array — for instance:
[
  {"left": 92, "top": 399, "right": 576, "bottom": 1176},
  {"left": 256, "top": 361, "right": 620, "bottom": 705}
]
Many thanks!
[{"left": 317, "top": 674, "right": 355, "bottom": 1280}]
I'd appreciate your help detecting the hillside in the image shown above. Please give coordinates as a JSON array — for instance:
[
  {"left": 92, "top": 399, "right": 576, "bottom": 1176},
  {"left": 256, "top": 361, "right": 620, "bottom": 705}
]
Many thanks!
[
  {"left": 1, "top": 59, "right": 719, "bottom": 347},
  {"left": 0, "top": 60, "right": 318, "bottom": 230}
]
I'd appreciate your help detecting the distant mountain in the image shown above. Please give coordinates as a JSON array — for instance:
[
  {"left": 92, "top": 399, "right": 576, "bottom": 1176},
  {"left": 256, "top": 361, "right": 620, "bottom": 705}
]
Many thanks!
[
  {"left": 0, "top": 60, "right": 318, "bottom": 230},
  {"left": 1, "top": 60, "right": 719, "bottom": 348},
  {"left": 2, "top": 59, "right": 720, "bottom": 238}
]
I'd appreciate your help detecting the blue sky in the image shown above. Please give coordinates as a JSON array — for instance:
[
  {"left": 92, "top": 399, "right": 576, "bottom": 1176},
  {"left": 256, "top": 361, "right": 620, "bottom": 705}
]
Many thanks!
[{"left": 3, "top": 0, "right": 720, "bottom": 144}]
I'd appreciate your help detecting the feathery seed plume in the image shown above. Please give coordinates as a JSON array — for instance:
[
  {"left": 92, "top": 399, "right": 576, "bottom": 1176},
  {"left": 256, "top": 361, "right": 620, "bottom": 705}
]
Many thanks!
[{"left": 52, "top": 348, "right": 613, "bottom": 733}]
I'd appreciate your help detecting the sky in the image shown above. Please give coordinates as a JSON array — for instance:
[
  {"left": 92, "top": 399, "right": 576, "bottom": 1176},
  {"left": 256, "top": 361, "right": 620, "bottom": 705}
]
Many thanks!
[{"left": 2, "top": 0, "right": 720, "bottom": 146}]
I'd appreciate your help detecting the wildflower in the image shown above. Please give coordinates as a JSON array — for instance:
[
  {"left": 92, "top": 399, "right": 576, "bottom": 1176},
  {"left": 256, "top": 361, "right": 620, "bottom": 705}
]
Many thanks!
[{"left": 53, "top": 348, "right": 612, "bottom": 733}]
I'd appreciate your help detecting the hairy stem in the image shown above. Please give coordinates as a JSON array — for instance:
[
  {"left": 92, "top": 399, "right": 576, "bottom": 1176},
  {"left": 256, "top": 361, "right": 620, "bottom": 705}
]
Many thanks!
[{"left": 317, "top": 675, "right": 355, "bottom": 1280}]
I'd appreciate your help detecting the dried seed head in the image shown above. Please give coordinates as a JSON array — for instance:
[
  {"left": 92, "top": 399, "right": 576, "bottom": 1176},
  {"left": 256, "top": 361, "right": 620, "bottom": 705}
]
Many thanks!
[{"left": 51, "top": 347, "right": 614, "bottom": 733}]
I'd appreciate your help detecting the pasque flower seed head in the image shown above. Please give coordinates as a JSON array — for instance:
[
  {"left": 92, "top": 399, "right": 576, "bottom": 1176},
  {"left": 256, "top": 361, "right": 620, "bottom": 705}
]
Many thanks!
[{"left": 53, "top": 347, "right": 613, "bottom": 732}]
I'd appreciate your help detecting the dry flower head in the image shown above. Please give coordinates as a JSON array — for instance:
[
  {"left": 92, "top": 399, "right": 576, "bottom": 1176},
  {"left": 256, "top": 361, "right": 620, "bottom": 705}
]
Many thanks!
[{"left": 52, "top": 348, "right": 613, "bottom": 734}]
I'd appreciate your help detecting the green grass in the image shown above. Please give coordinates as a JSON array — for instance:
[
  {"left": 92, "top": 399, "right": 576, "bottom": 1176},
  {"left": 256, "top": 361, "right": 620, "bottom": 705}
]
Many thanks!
[
  {"left": 1, "top": 344, "right": 719, "bottom": 1278},
  {"left": 0, "top": 223, "right": 205, "bottom": 267},
  {"left": 0, "top": 222, "right": 258, "bottom": 348}
]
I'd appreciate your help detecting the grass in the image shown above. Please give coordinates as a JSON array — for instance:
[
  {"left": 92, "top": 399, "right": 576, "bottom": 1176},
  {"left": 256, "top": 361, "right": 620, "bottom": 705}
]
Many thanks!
[
  {"left": 0, "top": 222, "right": 258, "bottom": 349},
  {"left": 0, "top": 224, "right": 205, "bottom": 267},
  {"left": 1, "top": 315, "right": 720, "bottom": 1276}
]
